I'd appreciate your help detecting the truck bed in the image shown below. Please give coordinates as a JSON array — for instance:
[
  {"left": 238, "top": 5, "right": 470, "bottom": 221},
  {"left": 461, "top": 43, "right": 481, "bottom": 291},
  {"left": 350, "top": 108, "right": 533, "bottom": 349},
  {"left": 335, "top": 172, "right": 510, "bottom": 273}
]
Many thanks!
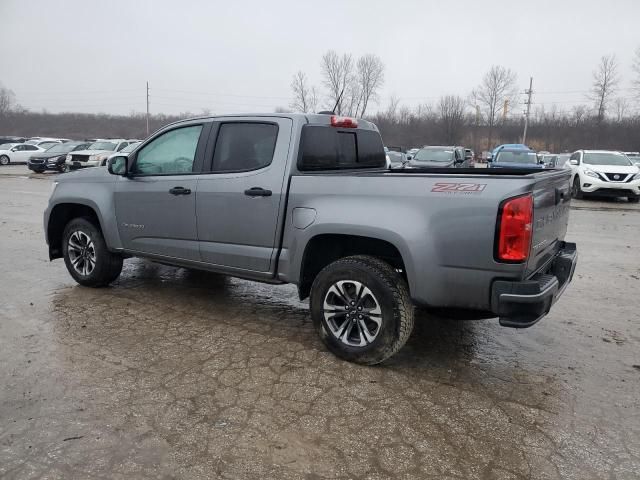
[{"left": 281, "top": 168, "right": 571, "bottom": 311}]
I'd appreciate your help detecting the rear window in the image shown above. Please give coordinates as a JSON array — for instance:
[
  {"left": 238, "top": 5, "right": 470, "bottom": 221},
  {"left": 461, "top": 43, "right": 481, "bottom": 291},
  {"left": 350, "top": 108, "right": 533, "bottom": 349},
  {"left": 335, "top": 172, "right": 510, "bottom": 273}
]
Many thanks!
[{"left": 298, "top": 126, "right": 385, "bottom": 171}]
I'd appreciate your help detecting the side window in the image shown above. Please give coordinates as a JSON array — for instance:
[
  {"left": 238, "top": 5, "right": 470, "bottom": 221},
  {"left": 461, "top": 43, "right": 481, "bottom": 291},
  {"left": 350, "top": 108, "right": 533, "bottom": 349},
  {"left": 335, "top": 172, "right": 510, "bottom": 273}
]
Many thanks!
[
  {"left": 134, "top": 125, "right": 202, "bottom": 175},
  {"left": 27, "top": 145, "right": 40, "bottom": 150},
  {"left": 116, "top": 142, "right": 128, "bottom": 152},
  {"left": 13, "top": 145, "right": 24, "bottom": 151},
  {"left": 211, "top": 123, "right": 278, "bottom": 172}
]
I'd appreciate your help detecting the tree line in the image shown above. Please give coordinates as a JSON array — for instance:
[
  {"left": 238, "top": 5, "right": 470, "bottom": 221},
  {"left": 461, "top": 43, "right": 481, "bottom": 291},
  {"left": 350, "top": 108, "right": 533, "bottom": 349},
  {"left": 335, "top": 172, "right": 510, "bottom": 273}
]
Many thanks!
[
  {"left": 287, "top": 48, "right": 640, "bottom": 152},
  {"left": 1, "top": 47, "right": 639, "bottom": 152}
]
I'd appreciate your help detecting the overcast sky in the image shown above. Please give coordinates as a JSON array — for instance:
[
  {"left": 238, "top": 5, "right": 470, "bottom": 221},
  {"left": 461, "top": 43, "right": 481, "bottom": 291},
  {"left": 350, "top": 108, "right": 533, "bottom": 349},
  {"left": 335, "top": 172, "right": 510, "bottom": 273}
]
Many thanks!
[{"left": 1, "top": 0, "right": 639, "bottom": 117}]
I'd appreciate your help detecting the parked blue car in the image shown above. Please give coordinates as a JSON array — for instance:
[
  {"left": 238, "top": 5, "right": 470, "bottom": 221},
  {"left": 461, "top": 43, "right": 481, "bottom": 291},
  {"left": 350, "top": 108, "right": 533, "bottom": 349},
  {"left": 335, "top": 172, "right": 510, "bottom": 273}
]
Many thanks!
[{"left": 489, "top": 144, "right": 544, "bottom": 169}]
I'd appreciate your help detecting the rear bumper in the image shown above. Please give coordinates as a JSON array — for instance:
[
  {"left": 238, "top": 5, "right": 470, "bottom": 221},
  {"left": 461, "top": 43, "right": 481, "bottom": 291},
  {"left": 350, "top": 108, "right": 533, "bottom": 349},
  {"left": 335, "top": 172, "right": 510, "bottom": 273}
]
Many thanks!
[{"left": 491, "top": 242, "right": 577, "bottom": 328}]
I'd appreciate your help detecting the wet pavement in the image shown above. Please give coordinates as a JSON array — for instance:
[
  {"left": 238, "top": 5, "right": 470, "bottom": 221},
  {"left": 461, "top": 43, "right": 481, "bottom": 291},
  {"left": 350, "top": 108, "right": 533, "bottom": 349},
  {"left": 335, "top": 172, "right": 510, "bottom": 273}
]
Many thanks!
[{"left": 1, "top": 170, "right": 639, "bottom": 479}]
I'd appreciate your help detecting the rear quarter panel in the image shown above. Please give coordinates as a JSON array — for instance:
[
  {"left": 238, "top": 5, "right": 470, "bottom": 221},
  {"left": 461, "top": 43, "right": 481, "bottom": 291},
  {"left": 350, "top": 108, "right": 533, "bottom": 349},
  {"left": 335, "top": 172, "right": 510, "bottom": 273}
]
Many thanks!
[{"left": 280, "top": 172, "right": 540, "bottom": 310}]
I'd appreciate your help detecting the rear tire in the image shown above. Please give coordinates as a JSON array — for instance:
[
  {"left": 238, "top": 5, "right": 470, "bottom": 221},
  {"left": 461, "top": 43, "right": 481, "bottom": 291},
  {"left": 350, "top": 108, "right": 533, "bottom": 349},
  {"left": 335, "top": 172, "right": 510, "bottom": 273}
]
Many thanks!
[
  {"left": 62, "top": 218, "right": 123, "bottom": 287},
  {"left": 572, "top": 176, "right": 583, "bottom": 199},
  {"left": 0, "top": 155, "right": 10, "bottom": 166},
  {"left": 310, "top": 255, "right": 414, "bottom": 365},
  {"left": 629, "top": 197, "right": 639, "bottom": 203}
]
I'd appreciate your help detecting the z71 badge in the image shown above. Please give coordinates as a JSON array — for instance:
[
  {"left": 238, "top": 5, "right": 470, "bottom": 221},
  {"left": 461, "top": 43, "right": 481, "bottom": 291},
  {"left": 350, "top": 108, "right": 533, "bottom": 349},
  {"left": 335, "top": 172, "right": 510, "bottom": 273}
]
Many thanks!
[{"left": 431, "top": 182, "right": 487, "bottom": 194}]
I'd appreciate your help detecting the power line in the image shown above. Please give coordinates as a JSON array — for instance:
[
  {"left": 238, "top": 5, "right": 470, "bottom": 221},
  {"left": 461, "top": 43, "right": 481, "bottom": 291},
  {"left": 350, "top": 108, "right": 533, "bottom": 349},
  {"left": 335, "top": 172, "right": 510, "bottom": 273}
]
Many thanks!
[{"left": 153, "top": 88, "right": 292, "bottom": 100}]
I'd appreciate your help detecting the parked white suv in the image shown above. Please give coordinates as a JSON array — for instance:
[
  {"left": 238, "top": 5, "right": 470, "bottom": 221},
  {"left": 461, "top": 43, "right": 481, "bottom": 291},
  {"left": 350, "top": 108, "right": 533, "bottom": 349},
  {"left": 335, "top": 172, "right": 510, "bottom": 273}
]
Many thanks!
[
  {"left": 64, "top": 139, "right": 130, "bottom": 170},
  {"left": 569, "top": 150, "right": 640, "bottom": 203}
]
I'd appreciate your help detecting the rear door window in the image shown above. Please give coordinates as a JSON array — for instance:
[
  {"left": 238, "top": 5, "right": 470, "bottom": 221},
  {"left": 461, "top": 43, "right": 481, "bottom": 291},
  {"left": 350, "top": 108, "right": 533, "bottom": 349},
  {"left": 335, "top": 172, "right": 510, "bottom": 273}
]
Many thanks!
[{"left": 210, "top": 122, "right": 278, "bottom": 172}]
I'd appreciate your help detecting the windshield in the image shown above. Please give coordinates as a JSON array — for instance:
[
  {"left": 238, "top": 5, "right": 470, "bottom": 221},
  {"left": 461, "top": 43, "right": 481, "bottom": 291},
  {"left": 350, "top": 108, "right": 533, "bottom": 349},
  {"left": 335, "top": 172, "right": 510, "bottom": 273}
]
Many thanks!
[
  {"left": 495, "top": 151, "right": 538, "bottom": 164},
  {"left": 583, "top": 152, "right": 631, "bottom": 166},
  {"left": 45, "top": 143, "right": 83, "bottom": 154},
  {"left": 39, "top": 142, "right": 59, "bottom": 149},
  {"left": 413, "top": 148, "right": 454, "bottom": 162},
  {"left": 387, "top": 151, "right": 405, "bottom": 161},
  {"left": 556, "top": 154, "right": 570, "bottom": 167},
  {"left": 88, "top": 141, "right": 117, "bottom": 151},
  {"left": 0, "top": 143, "right": 14, "bottom": 150},
  {"left": 121, "top": 142, "right": 140, "bottom": 153}
]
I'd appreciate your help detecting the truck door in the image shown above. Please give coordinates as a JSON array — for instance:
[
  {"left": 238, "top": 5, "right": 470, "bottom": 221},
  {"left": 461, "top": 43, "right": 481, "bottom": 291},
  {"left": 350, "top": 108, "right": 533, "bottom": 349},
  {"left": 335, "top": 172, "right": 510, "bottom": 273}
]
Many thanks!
[
  {"left": 114, "top": 123, "right": 209, "bottom": 261},
  {"left": 195, "top": 117, "right": 292, "bottom": 274}
]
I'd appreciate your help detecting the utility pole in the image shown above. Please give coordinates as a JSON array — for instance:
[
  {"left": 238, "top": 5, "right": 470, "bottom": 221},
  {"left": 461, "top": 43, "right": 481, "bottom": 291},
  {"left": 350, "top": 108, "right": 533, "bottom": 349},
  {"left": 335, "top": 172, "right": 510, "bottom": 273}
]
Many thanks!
[
  {"left": 146, "top": 81, "right": 150, "bottom": 137},
  {"left": 522, "top": 77, "right": 533, "bottom": 145},
  {"left": 474, "top": 104, "right": 480, "bottom": 154}
]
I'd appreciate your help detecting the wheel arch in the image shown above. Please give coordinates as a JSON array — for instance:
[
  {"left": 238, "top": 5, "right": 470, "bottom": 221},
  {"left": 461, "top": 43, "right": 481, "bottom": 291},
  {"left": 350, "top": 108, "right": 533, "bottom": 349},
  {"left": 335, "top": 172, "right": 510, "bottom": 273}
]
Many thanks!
[
  {"left": 47, "top": 202, "right": 105, "bottom": 260},
  {"left": 296, "top": 233, "right": 410, "bottom": 301}
]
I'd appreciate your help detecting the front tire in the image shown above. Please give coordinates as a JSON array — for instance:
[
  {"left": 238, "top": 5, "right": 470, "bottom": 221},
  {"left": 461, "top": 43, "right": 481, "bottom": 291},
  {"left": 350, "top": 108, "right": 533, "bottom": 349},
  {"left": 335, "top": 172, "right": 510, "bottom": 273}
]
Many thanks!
[
  {"left": 310, "top": 255, "right": 414, "bottom": 365},
  {"left": 62, "top": 218, "right": 123, "bottom": 287},
  {"left": 572, "top": 176, "right": 583, "bottom": 199},
  {"left": 0, "top": 155, "right": 10, "bottom": 166}
]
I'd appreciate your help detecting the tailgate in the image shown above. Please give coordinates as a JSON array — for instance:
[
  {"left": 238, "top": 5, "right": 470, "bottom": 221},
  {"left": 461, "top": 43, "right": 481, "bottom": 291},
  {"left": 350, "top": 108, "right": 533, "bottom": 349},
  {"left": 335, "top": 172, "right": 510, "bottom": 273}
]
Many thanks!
[{"left": 526, "top": 170, "right": 572, "bottom": 277}]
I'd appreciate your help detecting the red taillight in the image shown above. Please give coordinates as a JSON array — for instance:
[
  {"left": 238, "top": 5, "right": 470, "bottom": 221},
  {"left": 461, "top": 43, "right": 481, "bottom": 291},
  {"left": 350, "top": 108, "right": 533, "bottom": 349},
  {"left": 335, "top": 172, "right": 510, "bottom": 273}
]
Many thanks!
[
  {"left": 330, "top": 115, "right": 358, "bottom": 128},
  {"left": 496, "top": 194, "right": 533, "bottom": 262}
]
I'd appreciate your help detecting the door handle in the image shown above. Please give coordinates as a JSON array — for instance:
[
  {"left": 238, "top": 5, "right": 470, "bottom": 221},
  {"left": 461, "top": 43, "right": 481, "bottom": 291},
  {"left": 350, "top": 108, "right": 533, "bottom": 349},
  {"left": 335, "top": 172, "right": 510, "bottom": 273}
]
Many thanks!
[
  {"left": 169, "top": 186, "right": 191, "bottom": 195},
  {"left": 244, "top": 187, "right": 272, "bottom": 197}
]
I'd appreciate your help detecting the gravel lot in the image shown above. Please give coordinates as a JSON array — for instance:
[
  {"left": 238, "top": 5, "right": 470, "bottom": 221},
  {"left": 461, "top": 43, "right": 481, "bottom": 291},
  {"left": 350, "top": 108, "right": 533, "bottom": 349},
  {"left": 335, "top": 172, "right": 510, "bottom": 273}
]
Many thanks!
[{"left": 1, "top": 167, "right": 639, "bottom": 479}]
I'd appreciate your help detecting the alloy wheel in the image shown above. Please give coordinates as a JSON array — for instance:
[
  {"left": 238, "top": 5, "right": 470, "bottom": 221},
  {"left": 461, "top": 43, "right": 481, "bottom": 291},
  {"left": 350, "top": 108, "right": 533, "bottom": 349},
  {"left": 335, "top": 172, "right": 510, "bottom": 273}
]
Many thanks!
[
  {"left": 323, "top": 280, "right": 382, "bottom": 347},
  {"left": 67, "top": 231, "right": 97, "bottom": 276}
]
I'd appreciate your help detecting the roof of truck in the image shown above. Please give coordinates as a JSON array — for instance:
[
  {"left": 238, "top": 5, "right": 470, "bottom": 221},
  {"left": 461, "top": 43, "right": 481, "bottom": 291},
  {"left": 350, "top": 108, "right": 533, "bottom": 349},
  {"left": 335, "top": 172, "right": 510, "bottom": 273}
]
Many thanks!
[{"left": 160, "top": 113, "right": 378, "bottom": 131}]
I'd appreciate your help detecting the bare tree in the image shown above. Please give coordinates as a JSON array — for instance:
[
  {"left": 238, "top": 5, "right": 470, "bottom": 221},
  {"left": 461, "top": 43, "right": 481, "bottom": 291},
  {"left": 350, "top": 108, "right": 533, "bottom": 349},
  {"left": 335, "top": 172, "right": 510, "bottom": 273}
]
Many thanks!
[
  {"left": 414, "top": 102, "right": 434, "bottom": 119},
  {"left": 355, "top": 54, "right": 385, "bottom": 117},
  {"left": 632, "top": 47, "right": 640, "bottom": 101},
  {"left": 342, "top": 81, "right": 362, "bottom": 117},
  {"left": 589, "top": 54, "right": 619, "bottom": 124},
  {"left": 473, "top": 65, "right": 517, "bottom": 149},
  {"left": 398, "top": 105, "right": 411, "bottom": 125},
  {"left": 437, "top": 95, "right": 466, "bottom": 144},
  {"left": 613, "top": 97, "right": 629, "bottom": 122},
  {"left": 321, "top": 50, "right": 354, "bottom": 114},
  {"left": 385, "top": 94, "right": 400, "bottom": 121},
  {"left": 290, "top": 71, "right": 314, "bottom": 113},
  {"left": 571, "top": 105, "right": 588, "bottom": 126},
  {"left": 308, "top": 86, "right": 319, "bottom": 114},
  {"left": 0, "top": 84, "right": 17, "bottom": 116}
]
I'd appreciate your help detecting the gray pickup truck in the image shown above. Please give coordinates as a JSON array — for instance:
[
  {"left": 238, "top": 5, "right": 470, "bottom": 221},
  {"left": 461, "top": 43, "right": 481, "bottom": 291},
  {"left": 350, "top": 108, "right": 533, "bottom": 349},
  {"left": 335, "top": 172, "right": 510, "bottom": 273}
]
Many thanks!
[{"left": 44, "top": 113, "right": 577, "bottom": 364}]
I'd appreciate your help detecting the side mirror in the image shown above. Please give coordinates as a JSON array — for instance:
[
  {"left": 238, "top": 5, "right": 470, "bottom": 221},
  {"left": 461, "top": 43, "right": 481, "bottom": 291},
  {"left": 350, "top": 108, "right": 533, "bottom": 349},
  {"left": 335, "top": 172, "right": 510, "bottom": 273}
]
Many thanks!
[
  {"left": 406, "top": 155, "right": 413, "bottom": 161},
  {"left": 11, "top": 147, "right": 19, "bottom": 152},
  {"left": 107, "top": 155, "right": 129, "bottom": 176},
  {"left": 569, "top": 159, "right": 578, "bottom": 165}
]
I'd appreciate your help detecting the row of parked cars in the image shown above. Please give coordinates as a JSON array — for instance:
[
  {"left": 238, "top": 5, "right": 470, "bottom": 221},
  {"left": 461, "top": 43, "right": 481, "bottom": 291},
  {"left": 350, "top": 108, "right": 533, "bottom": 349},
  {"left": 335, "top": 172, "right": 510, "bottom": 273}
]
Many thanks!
[
  {"left": 0, "top": 136, "right": 141, "bottom": 172},
  {"left": 385, "top": 145, "right": 475, "bottom": 169},
  {"left": 384, "top": 143, "right": 640, "bottom": 203},
  {"left": 479, "top": 144, "right": 640, "bottom": 203}
]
